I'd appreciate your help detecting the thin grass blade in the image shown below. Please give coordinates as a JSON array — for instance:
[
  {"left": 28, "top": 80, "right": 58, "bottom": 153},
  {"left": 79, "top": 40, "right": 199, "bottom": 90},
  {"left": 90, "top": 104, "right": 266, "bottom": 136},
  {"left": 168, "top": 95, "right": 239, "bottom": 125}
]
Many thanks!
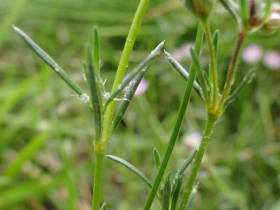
[
  {"left": 13, "top": 26, "right": 84, "bottom": 96},
  {"left": 105, "top": 41, "right": 164, "bottom": 107},
  {"left": 85, "top": 44, "right": 102, "bottom": 140},
  {"left": 164, "top": 50, "right": 203, "bottom": 99},
  {"left": 4, "top": 134, "right": 47, "bottom": 178},
  {"left": 106, "top": 155, "right": 152, "bottom": 188}
]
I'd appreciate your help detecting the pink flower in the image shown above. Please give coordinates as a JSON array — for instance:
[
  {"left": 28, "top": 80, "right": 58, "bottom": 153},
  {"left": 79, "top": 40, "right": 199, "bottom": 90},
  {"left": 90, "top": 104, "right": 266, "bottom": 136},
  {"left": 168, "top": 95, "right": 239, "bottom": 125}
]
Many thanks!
[
  {"left": 183, "top": 132, "right": 202, "bottom": 150},
  {"left": 242, "top": 44, "right": 263, "bottom": 63},
  {"left": 263, "top": 50, "right": 280, "bottom": 70},
  {"left": 170, "top": 43, "right": 194, "bottom": 62}
]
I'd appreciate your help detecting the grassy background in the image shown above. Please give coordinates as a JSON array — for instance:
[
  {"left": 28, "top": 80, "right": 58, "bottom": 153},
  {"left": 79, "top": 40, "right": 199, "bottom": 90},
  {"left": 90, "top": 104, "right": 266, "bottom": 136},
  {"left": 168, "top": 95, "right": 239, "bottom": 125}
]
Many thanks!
[{"left": 1, "top": 0, "right": 280, "bottom": 209}]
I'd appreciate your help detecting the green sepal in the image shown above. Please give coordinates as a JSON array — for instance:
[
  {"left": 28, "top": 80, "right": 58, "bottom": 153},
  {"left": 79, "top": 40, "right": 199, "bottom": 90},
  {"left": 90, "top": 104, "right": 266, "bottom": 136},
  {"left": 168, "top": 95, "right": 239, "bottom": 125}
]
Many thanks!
[
  {"left": 164, "top": 50, "right": 203, "bottom": 99},
  {"left": 13, "top": 26, "right": 84, "bottom": 96},
  {"left": 105, "top": 41, "right": 164, "bottom": 107},
  {"left": 85, "top": 44, "right": 102, "bottom": 141},
  {"left": 153, "top": 148, "right": 161, "bottom": 171}
]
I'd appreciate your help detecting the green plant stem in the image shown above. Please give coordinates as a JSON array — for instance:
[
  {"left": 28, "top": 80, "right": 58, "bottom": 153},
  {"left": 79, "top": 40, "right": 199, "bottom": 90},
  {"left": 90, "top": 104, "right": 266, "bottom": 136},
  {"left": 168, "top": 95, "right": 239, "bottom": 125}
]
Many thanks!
[
  {"left": 203, "top": 21, "right": 219, "bottom": 110},
  {"left": 178, "top": 114, "right": 218, "bottom": 210},
  {"left": 217, "top": 32, "right": 246, "bottom": 114},
  {"left": 143, "top": 23, "right": 204, "bottom": 210},
  {"left": 92, "top": 150, "right": 106, "bottom": 210},
  {"left": 91, "top": 1, "right": 150, "bottom": 209},
  {"left": 101, "top": 0, "right": 150, "bottom": 143}
]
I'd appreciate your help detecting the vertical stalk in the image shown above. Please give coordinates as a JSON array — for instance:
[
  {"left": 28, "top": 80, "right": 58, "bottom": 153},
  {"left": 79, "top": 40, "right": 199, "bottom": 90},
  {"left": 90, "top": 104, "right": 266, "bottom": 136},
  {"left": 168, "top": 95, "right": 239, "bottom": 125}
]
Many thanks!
[
  {"left": 217, "top": 32, "right": 246, "bottom": 114},
  {"left": 203, "top": 21, "right": 219, "bottom": 109},
  {"left": 101, "top": 0, "right": 150, "bottom": 142},
  {"left": 92, "top": 150, "right": 106, "bottom": 210},
  {"left": 178, "top": 114, "right": 218, "bottom": 210},
  {"left": 91, "top": 1, "right": 150, "bottom": 209},
  {"left": 143, "top": 23, "right": 204, "bottom": 210}
]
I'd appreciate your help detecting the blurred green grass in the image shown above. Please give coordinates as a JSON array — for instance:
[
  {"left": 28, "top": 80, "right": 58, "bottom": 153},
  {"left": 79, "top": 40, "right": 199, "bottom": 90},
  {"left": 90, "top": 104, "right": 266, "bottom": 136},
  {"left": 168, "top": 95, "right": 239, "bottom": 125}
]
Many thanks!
[{"left": 1, "top": 0, "right": 280, "bottom": 209}]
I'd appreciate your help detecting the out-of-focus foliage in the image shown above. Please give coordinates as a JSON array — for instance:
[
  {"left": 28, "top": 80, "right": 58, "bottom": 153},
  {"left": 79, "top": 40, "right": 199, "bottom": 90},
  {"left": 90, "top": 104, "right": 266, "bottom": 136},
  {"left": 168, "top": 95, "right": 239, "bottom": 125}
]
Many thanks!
[{"left": 1, "top": 0, "right": 280, "bottom": 209}]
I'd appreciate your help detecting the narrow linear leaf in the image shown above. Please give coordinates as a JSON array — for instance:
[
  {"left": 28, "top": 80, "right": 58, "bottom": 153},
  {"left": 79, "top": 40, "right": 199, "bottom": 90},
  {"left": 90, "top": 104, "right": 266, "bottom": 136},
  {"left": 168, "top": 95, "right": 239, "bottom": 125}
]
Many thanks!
[
  {"left": 170, "top": 175, "right": 183, "bottom": 210},
  {"left": 153, "top": 148, "right": 161, "bottom": 171},
  {"left": 4, "top": 133, "right": 47, "bottom": 178},
  {"left": 13, "top": 26, "right": 84, "bottom": 96},
  {"left": 164, "top": 50, "right": 203, "bottom": 99},
  {"left": 112, "top": 67, "right": 147, "bottom": 131},
  {"left": 85, "top": 44, "right": 102, "bottom": 140},
  {"left": 190, "top": 48, "right": 210, "bottom": 103},
  {"left": 92, "top": 25, "right": 100, "bottom": 72},
  {"left": 203, "top": 71, "right": 211, "bottom": 94},
  {"left": 100, "top": 202, "right": 106, "bottom": 210},
  {"left": 106, "top": 155, "right": 152, "bottom": 188},
  {"left": 171, "top": 150, "right": 197, "bottom": 195},
  {"left": 225, "top": 69, "right": 255, "bottom": 106},
  {"left": 161, "top": 173, "right": 172, "bottom": 210},
  {"left": 219, "top": 0, "right": 240, "bottom": 26},
  {"left": 212, "top": 30, "right": 219, "bottom": 62},
  {"left": 177, "top": 150, "right": 197, "bottom": 176},
  {"left": 186, "top": 184, "right": 198, "bottom": 210},
  {"left": 143, "top": 23, "right": 204, "bottom": 210},
  {"left": 105, "top": 41, "right": 164, "bottom": 107}
]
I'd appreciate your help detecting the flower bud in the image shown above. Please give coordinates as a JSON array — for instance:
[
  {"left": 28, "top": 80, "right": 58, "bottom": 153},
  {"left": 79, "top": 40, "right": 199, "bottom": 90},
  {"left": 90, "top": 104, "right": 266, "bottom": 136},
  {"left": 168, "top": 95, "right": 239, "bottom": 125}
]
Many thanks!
[
  {"left": 262, "top": 3, "right": 280, "bottom": 34},
  {"left": 248, "top": 0, "right": 263, "bottom": 28},
  {"left": 181, "top": 0, "right": 215, "bottom": 21}
]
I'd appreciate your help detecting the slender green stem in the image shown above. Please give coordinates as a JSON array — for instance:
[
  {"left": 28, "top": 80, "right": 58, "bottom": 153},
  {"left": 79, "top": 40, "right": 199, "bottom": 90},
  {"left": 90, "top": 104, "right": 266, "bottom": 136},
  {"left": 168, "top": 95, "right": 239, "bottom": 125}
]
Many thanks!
[
  {"left": 178, "top": 114, "right": 218, "bottom": 210},
  {"left": 92, "top": 150, "right": 106, "bottom": 210},
  {"left": 91, "top": 1, "right": 150, "bottom": 209},
  {"left": 101, "top": 0, "right": 150, "bottom": 143},
  {"left": 217, "top": 32, "right": 246, "bottom": 115},
  {"left": 203, "top": 21, "right": 219, "bottom": 110},
  {"left": 143, "top": 23, "right": 204, "bottom": 210}
]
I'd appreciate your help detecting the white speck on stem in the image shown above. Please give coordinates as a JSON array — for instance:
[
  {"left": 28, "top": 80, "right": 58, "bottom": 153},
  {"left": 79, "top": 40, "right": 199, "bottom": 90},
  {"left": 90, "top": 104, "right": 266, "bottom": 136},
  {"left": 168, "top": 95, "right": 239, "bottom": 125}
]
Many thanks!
[
  {"left": 79, "top": 93, "right": 89, "bottom": 103},
  {"left": 54, "top": 65, "right": 60, "bottom": 72}
]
